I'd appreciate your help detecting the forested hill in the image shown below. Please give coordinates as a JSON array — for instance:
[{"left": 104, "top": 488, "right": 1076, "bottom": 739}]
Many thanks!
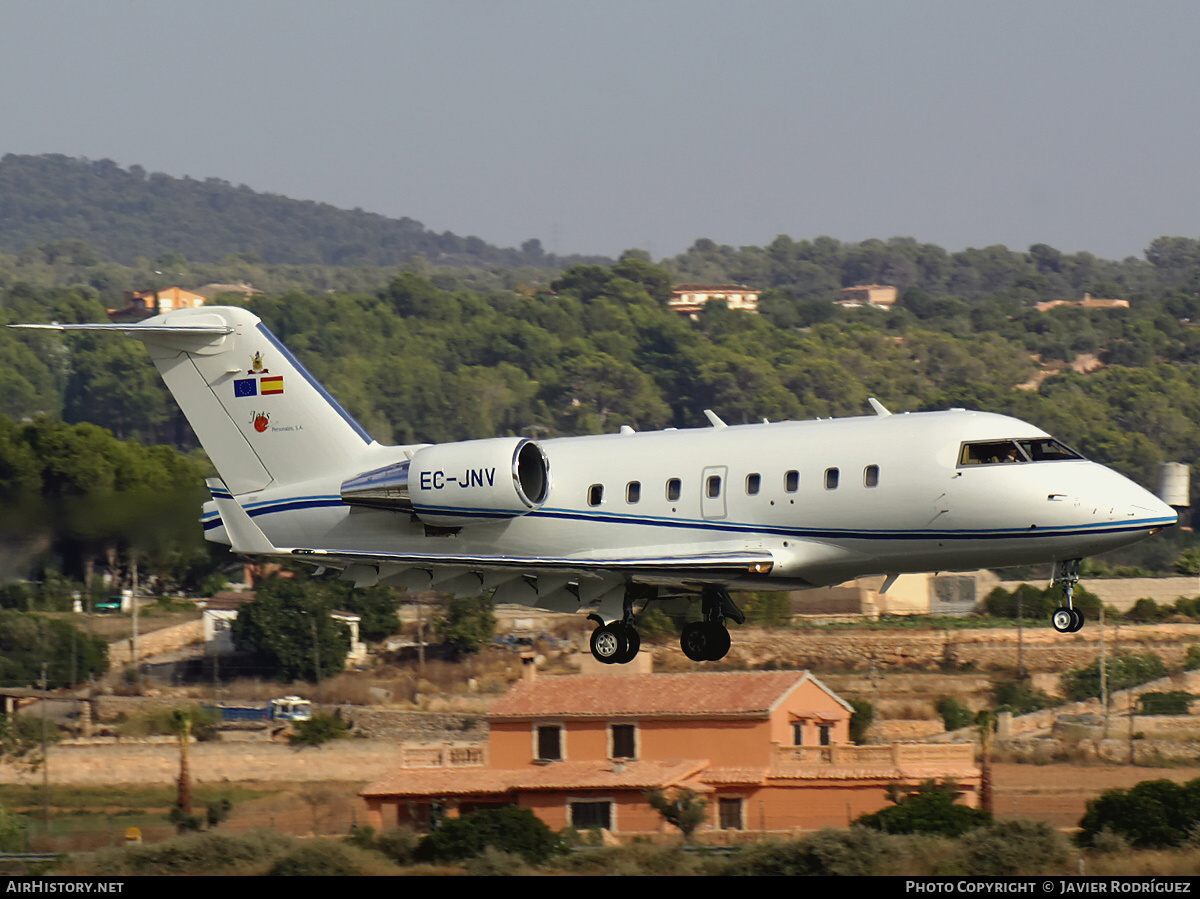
[{"left": 0, "top": 154, "right": 598, "bottom": 269}]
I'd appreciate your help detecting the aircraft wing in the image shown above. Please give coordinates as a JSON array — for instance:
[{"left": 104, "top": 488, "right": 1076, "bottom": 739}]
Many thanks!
[{"left": 210, "top": 484, "right": 774, "bottom": 583}]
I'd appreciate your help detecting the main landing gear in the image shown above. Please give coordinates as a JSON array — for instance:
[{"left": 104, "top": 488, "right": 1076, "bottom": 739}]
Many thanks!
[
  {"left": 1050, "top": 558, "right": 1085, "bottom": 634},
  {"left": 679, "top": 586, "right": 744, "bottom": 662},
  {"left": 585, "top": 585, "right": 746, "bottom": 664}
]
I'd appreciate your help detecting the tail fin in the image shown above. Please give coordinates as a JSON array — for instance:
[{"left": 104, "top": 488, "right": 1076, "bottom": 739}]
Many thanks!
[{"left": 16, "top": 306, "right": 377, "bottom": 494}]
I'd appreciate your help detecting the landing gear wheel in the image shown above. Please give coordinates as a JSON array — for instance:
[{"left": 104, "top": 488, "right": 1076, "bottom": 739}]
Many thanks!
[
  {"left": 705, "top": 622, "right": 731, "bottom": 661},
  {"left": 680, "top": 622, "right": 711, "bottom": 662},
  {"left": 590, "top": 624, "right": 628, "bottom": 664},
  {"left": 1051, "top": 607, "right": 1082, "bottom": 634},
  {"left": 680, "top": 621, "right": 730, "bottom": 661},
  {"left": 617, "top": 624, "right": 641, "bottom": 663}
]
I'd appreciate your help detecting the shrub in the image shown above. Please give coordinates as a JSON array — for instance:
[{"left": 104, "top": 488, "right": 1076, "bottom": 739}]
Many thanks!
[
  {"left": 288, "top": 713, "right": 349, "bottom": 747},
  {"left": 1139, "top": 691, "right": 1193, "bottom": 715},
  {"left": 266, "top": 839, "right": 382, "bottom": 876},
  {"left": 935, "top": 697, "right": 974, "bottom": 732},
  {"left": 415, "top": 806, "right": 562, "bottom": 864},
  {"left": 991, "top": 678, "right": 1049, "bottom": 715},
  {"left": 1062, "top": 652, "right": 1166, "bottom": 702},
  {"left": 856, "top": 780, "right": 992, "bottom": 838},
  {"left": 1078, "top": 778, "right": 1200, "bottom": 849},
  {"left": 68, "top": 830, "right": 296, "bottom": 876},
  {"left": 956, "top": 819, "right": 1070, "bottom": 875},
  {"left": 1127, "top": 598, "right": 1163, "bottom": 622},
  {"left": 1184, "top": 644, "right": 1200, "bottom": 671},
  {"left": 720, "top": 828, "right": 895, "bottom": 876}
]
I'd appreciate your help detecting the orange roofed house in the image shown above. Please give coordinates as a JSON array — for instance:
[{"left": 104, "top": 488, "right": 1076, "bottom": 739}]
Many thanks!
[{"left": 361, "top": 671, "right": 979, "bottom": 836}]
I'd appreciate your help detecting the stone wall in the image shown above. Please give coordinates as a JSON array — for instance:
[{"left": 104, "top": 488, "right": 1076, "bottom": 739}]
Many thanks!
[
  {"left": 107, "top": 620, "right": 204, "bottom": 666},
  {"left": 730, "top": 623, "right": 1200, "bottom": 675},
  {"left": 0, "top": 739, "right": 402, "bottom": 787}
]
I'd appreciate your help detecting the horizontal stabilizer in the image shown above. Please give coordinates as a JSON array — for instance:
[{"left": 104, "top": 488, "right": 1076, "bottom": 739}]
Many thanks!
[
  {"left": 207, "top": 479, "right": 284, "bottom": 556},
  {"left": 11, "top": 322, "right": 233, "bottom": 335}
]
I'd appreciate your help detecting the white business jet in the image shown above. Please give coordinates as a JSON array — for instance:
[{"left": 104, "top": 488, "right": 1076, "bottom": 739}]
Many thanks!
[{"left": 15, "top": 306, "right": 1177, "bottom": 663}]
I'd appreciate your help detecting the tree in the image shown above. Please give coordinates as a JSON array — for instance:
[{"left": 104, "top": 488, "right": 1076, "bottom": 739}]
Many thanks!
[
  {"left": 432, "top": 594, "right": 495, "bottom": 654},
  {"left": 230, "top": 574, "right": 351, "bottom": 681},
  {"left": 644, "top": 787, "right": 709, "bottom": 842},
  {"left": 848, "top": 699, "right": 875, "bottom": 745}
]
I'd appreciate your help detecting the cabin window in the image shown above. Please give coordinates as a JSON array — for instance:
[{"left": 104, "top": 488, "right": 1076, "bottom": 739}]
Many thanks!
[
  {"left": 707, "top": 475, "right": 722, "bottom": 498},
  {"left": 825, "top": 468, "right": 839, "bottom": 490},
  {"left": 785, "top": 470, "right": 799, "bottom": 493},
  {"left": 537, "top": 725, "right": 562, "bottom": 761},
  {"left": 588, "top": 484, "right": 604, "bottom": 506},
  {"left": 746, "top": 473, "right": 761, "bottom": 495},
  {"left": 626, "top": 481, "right": 641, "bottom": 503},
  {"left": 666, "top": 478, "right": 682, "bottom": 501},
  {"left": 864, "top": 465, "right": 879, "bottom": 487},
  {"left": 610, "top": 724, "right": 637, "bottom": 759}
]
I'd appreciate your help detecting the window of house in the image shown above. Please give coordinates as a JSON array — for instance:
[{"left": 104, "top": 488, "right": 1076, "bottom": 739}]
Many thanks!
[
  {"left": 719, "top": 797, "right": 744, "bottom": 830},
  {"left": 864, "top": 464, "right": 879, "bottom": 487},
  {"left": 570, "top": 800, "right": 612, "bottom": 830},
  {"left": 785, "top": 470, "right": 799, "bottom": 493},
  {"left": 746, "top": 473, "right": 761, "bottom": 495},
  {"left": 588, "top": 484, "right": 604, "bottom": 506},
  {"left": 626, "top": 481, "right": 641, "bottom": 503},
  {"left": 819, "top": 724, "right": 832, "bottom": 746},
  {"left": 536, "top": 725, "right": 562, "bottom": 761},
  {"left": 792, "top": 722, "right": 804, "bottom": 746},
  {"left": 666, "top": 478, "right": 682, "bottom": 501},
  {"left": 610, "top": 724, "right": 636, "bottom": 759},
  {"left": 824, "top": 468, "right": 839, "bottom": 489}
]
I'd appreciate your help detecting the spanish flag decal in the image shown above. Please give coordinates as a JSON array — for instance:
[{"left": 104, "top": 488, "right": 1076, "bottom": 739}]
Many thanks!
[{"left": 260, "top": 376, "right": 284, "bottom": 395}]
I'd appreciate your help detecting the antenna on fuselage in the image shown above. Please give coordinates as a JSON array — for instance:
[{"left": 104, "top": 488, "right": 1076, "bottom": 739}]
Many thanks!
[
  {"left": 868, "top": 398, "right": 891, "bottom": 417},
  {"left": 703, "top": 409, "right": 727, "bottom": 429}
]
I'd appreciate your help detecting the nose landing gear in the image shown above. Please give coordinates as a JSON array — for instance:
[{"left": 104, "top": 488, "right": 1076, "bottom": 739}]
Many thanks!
[{"left": 1050, "top": 559, "right": 1085, "bottom": 634}]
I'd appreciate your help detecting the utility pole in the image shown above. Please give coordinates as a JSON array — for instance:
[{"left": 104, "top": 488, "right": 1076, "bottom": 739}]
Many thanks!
[{"left": 40, "top": 663, "right": 48, "bottom": 829}]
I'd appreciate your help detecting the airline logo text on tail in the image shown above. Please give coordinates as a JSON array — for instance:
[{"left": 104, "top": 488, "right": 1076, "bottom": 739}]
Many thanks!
[{"left": 234, "top": 354, "right": 284, "bottom": 398}]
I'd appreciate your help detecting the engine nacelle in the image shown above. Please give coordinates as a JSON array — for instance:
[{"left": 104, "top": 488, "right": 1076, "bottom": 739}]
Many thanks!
[{"left": 341, "top": 437, "right": 550, "bottom": 527}]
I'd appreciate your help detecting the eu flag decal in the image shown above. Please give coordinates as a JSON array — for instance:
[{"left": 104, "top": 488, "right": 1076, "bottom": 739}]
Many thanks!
[{"left": 234, "top": 378, "right": 258, "bottom": 398}]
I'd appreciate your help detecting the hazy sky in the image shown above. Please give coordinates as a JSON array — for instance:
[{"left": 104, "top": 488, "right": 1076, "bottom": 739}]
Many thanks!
[{"left": 3, "top": 1, "right": 1199, "bottom": 261}]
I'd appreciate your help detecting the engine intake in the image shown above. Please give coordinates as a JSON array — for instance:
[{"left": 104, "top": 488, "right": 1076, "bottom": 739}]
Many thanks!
[{"left": 341, "top": 437, "right": 549, "bottom": 526}]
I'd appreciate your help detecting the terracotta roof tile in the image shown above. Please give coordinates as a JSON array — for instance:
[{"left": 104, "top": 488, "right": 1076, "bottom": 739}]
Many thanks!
[
  {"left": 488, "top": 671, "right": 816, "bottom": 719},
  {"left": 361, "top": 759, "right": 708, "bottom": 798}
]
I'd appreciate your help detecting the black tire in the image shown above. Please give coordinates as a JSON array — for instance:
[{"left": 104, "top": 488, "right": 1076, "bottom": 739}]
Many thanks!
[
  {"left": 617, "top": 624, "right": 641, "bottom": 663},
  {"left": 1069, "top": 608, "right": 1085, "bottom": 633},
  {"left": 1051, "top": 607, "right": 1074, "bottom": 634},
  {"left": 705, "top": 622, "right": 731, "bottom": 661},
  {"left": 680, "top": 622, "right": 710, "bottom": 661},
  {"left": 590, "top": 624, "right": 627, "bottom": 664}
]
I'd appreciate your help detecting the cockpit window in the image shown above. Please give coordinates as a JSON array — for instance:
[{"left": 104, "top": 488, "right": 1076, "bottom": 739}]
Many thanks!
[
  {"left": 1016, "top": 438, "right": 1083, "bottom": 462},
  {"left": 959, "top": 439, "right": 1083, "bottom": 467}
]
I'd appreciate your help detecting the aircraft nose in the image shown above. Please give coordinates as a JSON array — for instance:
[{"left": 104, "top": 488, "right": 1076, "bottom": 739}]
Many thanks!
[{"left": 1096, "top": 471, "right": 1178, "bottom": 528}]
